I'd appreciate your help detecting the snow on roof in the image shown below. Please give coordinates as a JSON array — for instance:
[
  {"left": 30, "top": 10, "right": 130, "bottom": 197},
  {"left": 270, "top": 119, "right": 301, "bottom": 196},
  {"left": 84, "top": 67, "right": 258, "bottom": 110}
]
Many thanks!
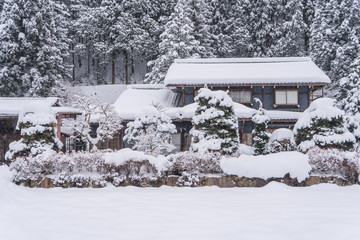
[
  {"left": 0, "top": 98, "right": 81, "bottom": 117},
  {"left": 52, "top": 107, "right": 82, "bottom": 115},
  {"left": 164, "top": 57, "right": 330, "bottom": 86},
  {"left": 165, "top": 102, "right": 301, "bottom": 121},
  {"left": 72, "top": 84, "right": 165, "bottom": 104},
  {"left": 113, "top": 88, "right": 177, "bottom": 120},
  {"left": 71, "top": 84, "right": 128, "bottom": 104},
  {"left": 0, "top": 97, "right": 58, "bottom": 117}
]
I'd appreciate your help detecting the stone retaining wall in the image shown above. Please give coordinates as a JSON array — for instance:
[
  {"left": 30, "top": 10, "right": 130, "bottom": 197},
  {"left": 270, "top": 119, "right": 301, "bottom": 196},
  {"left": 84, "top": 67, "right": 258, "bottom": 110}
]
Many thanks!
[{"left": 16, "top": 174, "right": 358, "bottom": 188}]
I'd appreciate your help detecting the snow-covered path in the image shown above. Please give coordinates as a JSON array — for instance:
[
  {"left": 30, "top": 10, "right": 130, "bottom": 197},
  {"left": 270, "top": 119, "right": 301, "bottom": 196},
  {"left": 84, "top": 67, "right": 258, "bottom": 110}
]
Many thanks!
[{"left": 1, "top": 166, "right": 359, "bottom": 240}]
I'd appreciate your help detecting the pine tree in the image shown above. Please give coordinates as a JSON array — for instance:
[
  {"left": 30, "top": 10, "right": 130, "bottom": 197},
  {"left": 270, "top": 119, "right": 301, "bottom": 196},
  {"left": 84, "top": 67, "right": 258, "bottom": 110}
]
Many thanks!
[
  {"left": 337, "top": 58, "right": 360, "bottom": 151},
  {"left": 273, "top": 0, "right": 307, "bottom": 57},
  {"left": 208, "top": 0, "right": 239, "bottom": 57},
  {"left": 124, "top": 105, "right": 176, "bottom": 156},
  {"left": 240, "top": 0, "right": 289, "bottom": 57},
  {"left": 0, "top": 0, "right": 70, "bottom": 97},
  {"left": 310, "top": 0, "right": 360, "bottom": 81},
  {"left": 252, "top": 98, "right": 270, "bottom": 155},
  {"left": 144, "top": 0, "right": 205, "bottom": 84},
  {"left": 294, "top": 98, "right": 355, "bottom": 152},
  {"left": 5, "top": 102, "right": 62, "bottom": 161},
  {"left": 190, "top": 88, "right": 239, "bottom": 155},
  {"left": 190, "top": 0, "right": 215, "bottom": 57}
]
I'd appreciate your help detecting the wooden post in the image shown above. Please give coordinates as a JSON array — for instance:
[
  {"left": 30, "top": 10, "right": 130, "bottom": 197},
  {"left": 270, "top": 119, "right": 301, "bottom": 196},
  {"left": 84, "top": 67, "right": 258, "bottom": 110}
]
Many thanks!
[{"left": 182, "top": 86, "right": 185, "bottom": 107}]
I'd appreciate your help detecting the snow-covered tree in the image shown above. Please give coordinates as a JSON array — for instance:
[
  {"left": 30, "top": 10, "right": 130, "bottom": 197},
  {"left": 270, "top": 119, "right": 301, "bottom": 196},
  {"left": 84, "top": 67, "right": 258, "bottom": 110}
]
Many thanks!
[
  {"left": 62, "top": 95, "right": 122, "bottom": 150},
  {"left": 124, "top": 105, "right": 176, "bottom": 156},
  {"left": 208, "top": 0, "right": 239, "bottom": 57},
  {"left": 252, "top": 98, "right": 270, "bottom": 155},
  {"left": 5, "top": 102, "right": 62, "bottom": 161},
  {"left": 190, "top": 0, "right": 215, "bottom": 58},
  {"left": 310, "top": 0, "right": 360, "bottom": 81},
  {"left": 240, "top": 0, "right": 302, "bottom": 57},
  {"left": 0, "top": 0, "right": 70, "bottom": 97},
  {"left": 337, "top": 58, "right": 360, "bottom": 151},
  {"left": 144, "top": 0, "right": 205, "bottom": 84},
  {"left": 190, "top": 88, "right": 239, "bottom": 155},
  {"left": 294, "top": 98, "right": 355, "bottom": 152}
]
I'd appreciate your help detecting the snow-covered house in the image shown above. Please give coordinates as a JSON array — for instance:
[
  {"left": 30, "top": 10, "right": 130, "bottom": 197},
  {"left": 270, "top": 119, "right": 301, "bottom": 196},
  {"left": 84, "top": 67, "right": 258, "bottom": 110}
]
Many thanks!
[
  {"left": 113, "top": 57, "right": 330, "bottom": 151},
  {"left": 0, "top": 97, "right": 81, "bottom": 161}
]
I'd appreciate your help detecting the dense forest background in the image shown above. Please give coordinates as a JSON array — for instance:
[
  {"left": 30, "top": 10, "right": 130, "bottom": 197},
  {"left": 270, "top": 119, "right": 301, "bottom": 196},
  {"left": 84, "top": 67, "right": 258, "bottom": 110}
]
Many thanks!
[{"left": 0, "top": 0, "right": 359, "bottom": 97}]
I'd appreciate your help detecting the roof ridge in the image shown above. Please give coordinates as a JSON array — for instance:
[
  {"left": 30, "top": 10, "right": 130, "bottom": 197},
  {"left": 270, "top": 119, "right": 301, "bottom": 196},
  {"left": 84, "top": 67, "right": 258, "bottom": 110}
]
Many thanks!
[{"left": 174, "top": 57, "right": 311, "bottom": 64}]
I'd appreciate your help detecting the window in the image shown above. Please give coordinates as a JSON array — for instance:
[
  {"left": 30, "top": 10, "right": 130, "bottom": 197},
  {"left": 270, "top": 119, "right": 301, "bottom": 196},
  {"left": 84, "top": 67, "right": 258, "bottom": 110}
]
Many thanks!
[
  {"left": 229, "top": 91, "right": 252, "bottom": 103},
  {"left": 172, "top": 133, "right": 181, "bottom": 152},
  {"left": 275, "top": 90, "right": 298, "bottom": 105}
]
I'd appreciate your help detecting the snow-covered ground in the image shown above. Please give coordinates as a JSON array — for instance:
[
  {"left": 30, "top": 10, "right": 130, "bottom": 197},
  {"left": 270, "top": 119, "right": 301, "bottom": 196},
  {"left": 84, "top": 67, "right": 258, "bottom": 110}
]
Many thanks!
[{"left": 1, "top": 165, "right": 360, "bottom": 240}]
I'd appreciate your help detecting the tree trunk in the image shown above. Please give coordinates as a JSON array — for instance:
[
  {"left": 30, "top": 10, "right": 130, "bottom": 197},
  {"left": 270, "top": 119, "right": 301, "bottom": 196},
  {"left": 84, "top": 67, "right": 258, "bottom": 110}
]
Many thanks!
[
  {"left": 124, "top": 51, "right": 129, "bottom": 85},
  {"left": 72, "top": 42, "right": 75, "bottom": 82},
  {"left": 112, "top": 55, "right": 115, "bottom": 84}
]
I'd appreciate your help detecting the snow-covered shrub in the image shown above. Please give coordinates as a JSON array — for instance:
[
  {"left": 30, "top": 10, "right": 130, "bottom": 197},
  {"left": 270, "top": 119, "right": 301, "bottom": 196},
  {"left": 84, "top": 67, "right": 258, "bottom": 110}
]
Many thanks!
[
  {"left": 124, "top": 105, "right": 176, "bottom": 156},
  {"left": 294, "top": 98, "right": 355, "bottom": 152},
  {"left": 252, "top": 99, "right": 270, "bottom": 155},
  {"left": 190, "top": 88, "right": 239, "bottom": 155},
  {"left": 10, "top": 149, "right": 163, "bottom": 186},
  {"left": 337, "top": 58, "right": 360, "bottom": 151},
  {"left": 266, "top": 128, "right": 297, "bottom": 153},
  {"left": 5, "top": 102, "right": 62, "bottom": 161},
  {"left": 177, "top": 172, "right": 200, "bottom": 187},
  {"left": 62, "top": 95, "right": 122, "bottom": 150},
  {"left": 307, "top": 146, "right": 359, "bottom": 181},
  {"left": 167, "top": 151, "right": 222, "bottom": 175}
]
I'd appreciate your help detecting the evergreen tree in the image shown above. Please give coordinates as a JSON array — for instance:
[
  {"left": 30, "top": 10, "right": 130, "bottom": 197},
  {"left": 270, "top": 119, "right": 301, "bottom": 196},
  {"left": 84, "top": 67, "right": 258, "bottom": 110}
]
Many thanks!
[
  {"left": 190, "top": 88, "right": 239, "bottom": 155},
  {"left": 5, "top": 102, "right": 62, "bottom": 161},
  {"left": 190, "top": 0, "right": 215, "bottom": 57},
  {"left": 301, "top": 0, "right": 316, "bottom": 54},
  {"left": 337, "top": 58, "right": 360, "bottom": 151},
  {"left": 252, "top": 98, "right": 270, "bottom": 155},
  {"left": 273, "top": 0, "right": 307, "bottom": 57},
  {"left": 208, "top": 0, "right": 239, "bottom": 57},
  {"left": 240, "top": 0, "right": 289, "bottom": 57},
  {"left": 144, "top": 0, "right": 205, "bottom": 84},
  {"left": 0, "top": 0, "right": 70, "bottom": 97},
  {"left": 310, "top": 0, "right": 360, "bottom": 81},
  {"left": 124, "top": 105, "right": 176, "bottom": 156},
  {"left": 294, "top": 98, "right": 355, "bottom": 152}
]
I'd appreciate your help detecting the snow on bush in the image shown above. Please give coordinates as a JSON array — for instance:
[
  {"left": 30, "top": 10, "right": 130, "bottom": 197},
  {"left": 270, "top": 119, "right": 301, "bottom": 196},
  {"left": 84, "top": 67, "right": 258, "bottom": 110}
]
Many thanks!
[
  {"left": 10, "top": 149, "right": 165, "bottom": 187},
  {"left": 220, "top": 152, "right": 312, "bottom": 181},
  {"left": 294, "top": 98, "right": 355, "bottom": 152},
  {"left": 237, "top": 144, "right": 255, "bottom": 155},
  {"left": 190, "top": 88, "right": 239, "bottom": 155},
  {"left": 307, "top": 146, "right": 359, "bottom": 181},
  {"left": 5, "top": 102, "right": 62, "bottom": 161},
  {"left": 124, "top": 105, "right": 176, "bottom": 156},
  {"left": 62, "top": 95, "right": 122, "bottom": 150},
  {"left": 167, "top": 151, "right": 222, "bottom": 175},
  {"left": 266, "top": 128, "right": 297, "bottom": 153},
  {"left": 252, "top": 99, "right": 270, "bottom": 155}
]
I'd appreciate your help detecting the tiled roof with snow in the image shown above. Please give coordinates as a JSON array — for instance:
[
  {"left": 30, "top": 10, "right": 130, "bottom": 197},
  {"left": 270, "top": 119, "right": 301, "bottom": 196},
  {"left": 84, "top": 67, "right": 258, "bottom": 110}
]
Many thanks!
[
  {"left": 164, "top": 57, "right": 330, "bottom": 86},
  {"left": 113, "top": 87, "right": 179, "bottom": 120},
  {"left": 0, "top": 97, "right": 81, "bottom": 117},
  {"left": 165, "top": 103, "right": 301, "bottom": 121},
  {"left": 72, "top": 84, "right": 165, "bottom": 104}
]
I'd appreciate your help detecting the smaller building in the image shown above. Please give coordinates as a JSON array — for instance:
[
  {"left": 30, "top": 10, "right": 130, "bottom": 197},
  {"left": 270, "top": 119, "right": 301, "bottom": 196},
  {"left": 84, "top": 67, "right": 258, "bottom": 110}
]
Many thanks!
[{"left": 0, "top": 97, "right": 81, "bottom": 162}]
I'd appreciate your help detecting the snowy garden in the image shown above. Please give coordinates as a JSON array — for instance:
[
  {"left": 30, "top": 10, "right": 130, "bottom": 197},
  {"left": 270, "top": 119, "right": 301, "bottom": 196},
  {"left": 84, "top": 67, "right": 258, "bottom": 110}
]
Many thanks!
[{"left": 3, "top": 79, "right": 360, "bottom": 188}]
